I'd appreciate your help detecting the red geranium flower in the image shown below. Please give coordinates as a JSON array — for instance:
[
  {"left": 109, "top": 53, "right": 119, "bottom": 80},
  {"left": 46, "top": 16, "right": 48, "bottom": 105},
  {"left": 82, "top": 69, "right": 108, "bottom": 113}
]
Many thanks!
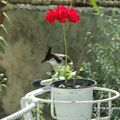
[
  {"left": 55, "top": 5, "right": 68, "bottom": 23},
  {"left": 68, "top": 7, "right": 80, "bottom": 23},
  {"left": 45, "top": 8, "right": 56, "bottom": 24},
  {"left": 45, "top": 5, "right": 80, "bottom": 24}
]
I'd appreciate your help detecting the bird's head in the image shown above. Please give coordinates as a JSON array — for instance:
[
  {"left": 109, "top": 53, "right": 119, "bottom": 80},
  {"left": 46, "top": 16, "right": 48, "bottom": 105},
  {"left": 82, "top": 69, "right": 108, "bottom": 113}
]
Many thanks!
[
  {"left": 41, "top": 47, "right": 61, "bottom": 66},
  {"left": 41, "top": 47, "right": 73, "bottom": 73}
]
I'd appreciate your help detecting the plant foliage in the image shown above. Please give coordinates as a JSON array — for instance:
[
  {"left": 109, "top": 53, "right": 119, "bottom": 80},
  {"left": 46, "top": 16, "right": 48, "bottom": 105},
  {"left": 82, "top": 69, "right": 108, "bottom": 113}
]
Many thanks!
[
  {"left": 0, "top": 73, "right": 7, "bottom": 92},
  {"left": 83, "top": 12, "right": 120, "bottom": 119}
]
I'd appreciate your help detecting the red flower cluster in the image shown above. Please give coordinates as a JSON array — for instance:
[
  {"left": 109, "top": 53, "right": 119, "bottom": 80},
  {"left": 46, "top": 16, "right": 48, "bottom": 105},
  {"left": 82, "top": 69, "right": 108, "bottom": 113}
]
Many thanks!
[{"left": 45, "top": 5, "right": 80, "bottom": 24}]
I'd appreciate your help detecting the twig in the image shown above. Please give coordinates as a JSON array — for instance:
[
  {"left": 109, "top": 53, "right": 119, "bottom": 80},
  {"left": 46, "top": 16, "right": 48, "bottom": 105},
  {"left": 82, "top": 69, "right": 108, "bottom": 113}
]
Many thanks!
[{"left": 73, "top": 32, "right": 93, "bottom": 88}]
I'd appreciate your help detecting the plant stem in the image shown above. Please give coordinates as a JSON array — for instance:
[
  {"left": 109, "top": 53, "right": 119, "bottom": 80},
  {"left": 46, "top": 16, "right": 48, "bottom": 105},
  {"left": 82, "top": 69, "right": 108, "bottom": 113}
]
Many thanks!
[
  {"left": 73, "top": 32, "right": 93, "bottom": 88},
  {"left": 63, "top": 24, "right": 68, "bottom": 66},
  {"left": 65, "top": 78, "right": 68, "bottom": 87},
  {"left": 73, "top": 49, "right": 86, "bottom": 87}
]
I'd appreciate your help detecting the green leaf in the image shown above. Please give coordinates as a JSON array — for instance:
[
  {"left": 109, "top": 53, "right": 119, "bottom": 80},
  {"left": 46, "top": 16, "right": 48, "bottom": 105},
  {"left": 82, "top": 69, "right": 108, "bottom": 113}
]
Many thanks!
[
  {"left": 1, "top": 84, "right": 7, "bottom": 88},
  {"left": 0, "top": 86, "right": 2, "bottom": 92},
  {"left": 68, "top": 74, "right": 74, "bottom": 79},
  {"left": 0, "top": 45, "right": 5, "bottom": 53},
  {"left": 1, "top": 78, "right": 7, "bottom": 84},
  {"left": 0, "top": 25, "right": 8, "bottom": 34},
  {"left": 0, "top": 36, "right": 7, "bottom": 46},
  {"left": 3, "top": 12, "right": 11, "bottom": 23},
  {"left": 90, "top": 0, "right": 101, "bottom": 13},
  {"left": 0, "top": 36, "right": 7, "bottom": 53},
  {"left": 7, "top": 3, "right": 14, "bottom": 11}
]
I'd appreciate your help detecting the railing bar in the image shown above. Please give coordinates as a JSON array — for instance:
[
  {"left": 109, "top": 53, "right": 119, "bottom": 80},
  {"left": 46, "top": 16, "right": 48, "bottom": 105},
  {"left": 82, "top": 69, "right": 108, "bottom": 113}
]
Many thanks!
[
  {"left": 37, "top": 103, "right": 40, "bottom": 120},
  {"left": 97, "top": 102, "right": 101, "bottom": 120},
  {"left": 108, "top": 92, "right": 112, "bottom": 117},
  {"left": 1, "top": 101, "right": 38, "bottom": 120},
  {"left": 2, "top": 86, "right": 119, "bottom": 120}
]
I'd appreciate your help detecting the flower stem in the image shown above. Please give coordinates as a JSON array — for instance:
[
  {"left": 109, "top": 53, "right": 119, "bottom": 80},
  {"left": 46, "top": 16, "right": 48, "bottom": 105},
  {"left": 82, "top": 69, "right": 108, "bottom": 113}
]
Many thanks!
[{"left": 63, "top": 24, "right": 68, "bottom": 66}]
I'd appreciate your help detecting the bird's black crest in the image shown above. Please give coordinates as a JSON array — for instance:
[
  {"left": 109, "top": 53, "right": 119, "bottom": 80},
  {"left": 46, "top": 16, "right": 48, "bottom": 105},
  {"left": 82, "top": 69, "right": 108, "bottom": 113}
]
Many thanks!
[
  {"left": 41, "top": 47, "right": 61, "bottom": 63},
  {"left": 41, "top": 47, "right": 52, "bottom": 63}
]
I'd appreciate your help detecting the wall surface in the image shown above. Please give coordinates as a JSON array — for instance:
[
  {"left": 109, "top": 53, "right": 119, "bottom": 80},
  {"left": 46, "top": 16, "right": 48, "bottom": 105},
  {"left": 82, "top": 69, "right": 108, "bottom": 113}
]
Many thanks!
[{"left": 0, "top": 10, "right": 104, "bottom": 118}]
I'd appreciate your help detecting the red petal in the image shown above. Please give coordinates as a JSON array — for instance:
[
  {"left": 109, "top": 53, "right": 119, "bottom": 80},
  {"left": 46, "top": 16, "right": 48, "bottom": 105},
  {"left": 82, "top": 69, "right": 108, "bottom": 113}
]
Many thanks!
[
  {"left": 68, "top": 7, "right": 80, "bottom": 23},
  {"left": 45, "top": 8, "right": 56, "bottom": 24},
  {"left": 55, "top": 5, "right": 69, "bottom": 23}
]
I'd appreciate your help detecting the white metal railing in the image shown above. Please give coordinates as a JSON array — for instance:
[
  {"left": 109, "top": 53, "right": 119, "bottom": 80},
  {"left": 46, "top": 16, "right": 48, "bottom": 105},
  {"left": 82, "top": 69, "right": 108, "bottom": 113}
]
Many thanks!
[{"left": 1, "top": 79, "right": 120, "bottom": 120}]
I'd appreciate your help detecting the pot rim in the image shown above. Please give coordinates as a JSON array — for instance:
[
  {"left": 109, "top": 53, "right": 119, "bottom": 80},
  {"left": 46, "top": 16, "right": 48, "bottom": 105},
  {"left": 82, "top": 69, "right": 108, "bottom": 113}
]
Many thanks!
[{"left": 51, "top": 78, "right": 97, "bottom": 89}]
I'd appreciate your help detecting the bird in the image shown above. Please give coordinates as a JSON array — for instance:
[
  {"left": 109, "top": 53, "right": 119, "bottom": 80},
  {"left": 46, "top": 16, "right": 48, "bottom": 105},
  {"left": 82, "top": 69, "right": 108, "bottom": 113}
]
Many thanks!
[
  {"left": 41, "top": 47, "right": 90, "bottom": 80},
  {"left": 41, "top": 47, "right": 73, "bottom": 72},
  {"left": 32, "top": 47, "right": 73, "bottom": 87}
]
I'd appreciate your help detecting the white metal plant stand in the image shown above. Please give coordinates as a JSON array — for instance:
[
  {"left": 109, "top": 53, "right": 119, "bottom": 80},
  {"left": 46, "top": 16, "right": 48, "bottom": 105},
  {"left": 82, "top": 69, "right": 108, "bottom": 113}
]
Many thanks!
[{"left": 1, "top": 79, "right": 120, "bottom": 120}]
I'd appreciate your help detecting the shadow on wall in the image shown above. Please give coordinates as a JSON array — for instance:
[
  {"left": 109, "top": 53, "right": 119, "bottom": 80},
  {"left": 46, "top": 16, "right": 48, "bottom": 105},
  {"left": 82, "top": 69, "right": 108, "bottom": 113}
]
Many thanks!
[{"left": 0, "top": 10, "right": 100, "bottom": 117}]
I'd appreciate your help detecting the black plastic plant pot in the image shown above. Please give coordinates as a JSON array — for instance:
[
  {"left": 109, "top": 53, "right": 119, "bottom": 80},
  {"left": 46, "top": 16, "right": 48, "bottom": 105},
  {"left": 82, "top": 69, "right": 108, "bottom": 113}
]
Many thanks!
[
  {"left": 51, "top": 78, "right": 97, "bottom": 89},
  {"left": 51, "top": 79, "right": 97, "bottom": 120}
]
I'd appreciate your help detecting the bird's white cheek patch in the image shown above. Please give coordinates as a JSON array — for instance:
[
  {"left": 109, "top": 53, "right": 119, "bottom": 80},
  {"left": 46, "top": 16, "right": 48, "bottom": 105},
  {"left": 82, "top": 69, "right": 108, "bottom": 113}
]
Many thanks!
[
  {"left": 51, "top": 58, "right": 55, "bottom": 61},
  {"left": 49, "top": 59, "right": 57, "bottom": 66}
]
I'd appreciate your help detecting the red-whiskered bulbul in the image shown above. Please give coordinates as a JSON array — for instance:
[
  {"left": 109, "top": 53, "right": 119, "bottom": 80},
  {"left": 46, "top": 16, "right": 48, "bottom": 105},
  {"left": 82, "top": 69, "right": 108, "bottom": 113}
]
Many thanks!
[
  {"left": 41, "top": 47, "right": 73, "bottom": 72},
  {"left": 32, "top": 47, "right": 73, "bottom": 87}
]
